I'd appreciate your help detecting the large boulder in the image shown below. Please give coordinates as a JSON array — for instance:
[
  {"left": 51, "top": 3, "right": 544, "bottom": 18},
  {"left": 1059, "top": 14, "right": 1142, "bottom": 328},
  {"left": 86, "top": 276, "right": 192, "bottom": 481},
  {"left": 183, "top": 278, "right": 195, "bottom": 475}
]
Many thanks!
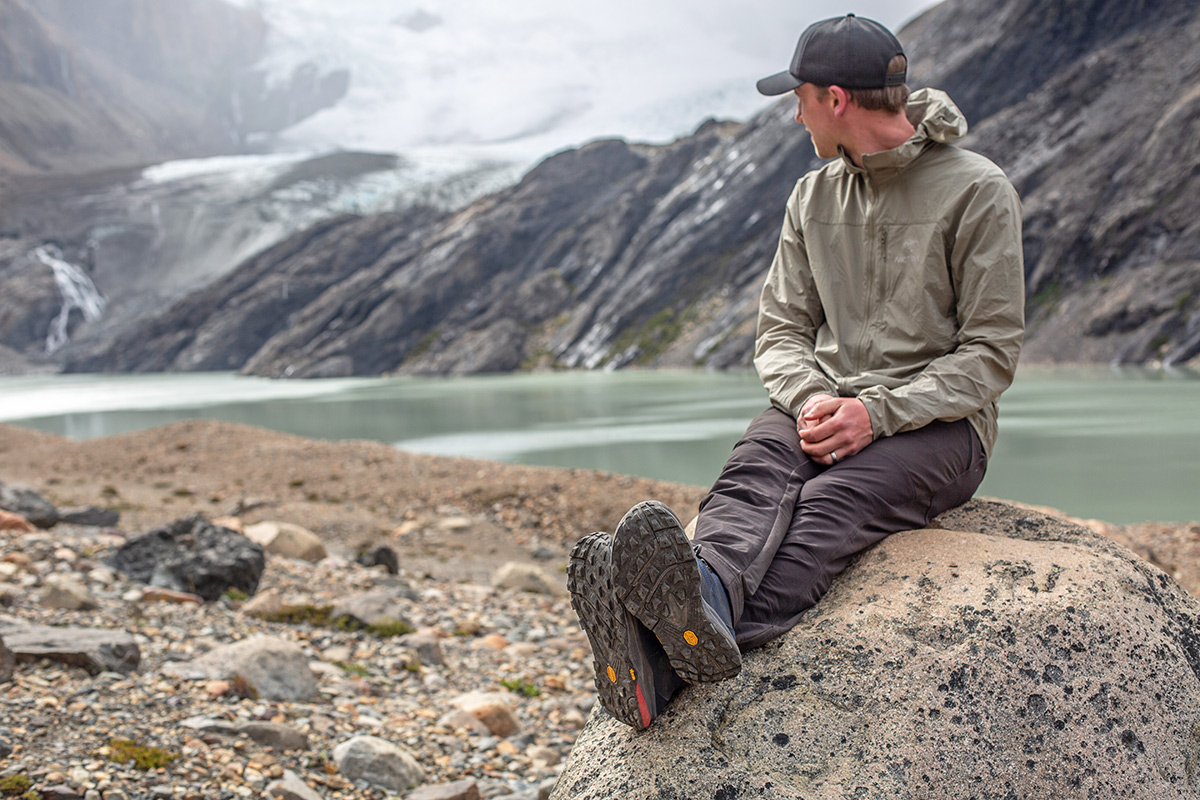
[
  {"left": 106, "top": 514, "right": 265, "bottom": 601},
  {"left": 552, "top": 500, "right": 1200, "bottom": 800}
]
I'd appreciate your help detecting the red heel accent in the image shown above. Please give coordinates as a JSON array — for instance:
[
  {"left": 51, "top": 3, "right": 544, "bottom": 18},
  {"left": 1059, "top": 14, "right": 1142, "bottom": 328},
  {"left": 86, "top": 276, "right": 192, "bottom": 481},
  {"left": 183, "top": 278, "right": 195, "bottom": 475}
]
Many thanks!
[{"left": 634, "top": 681, "right": 651, "bottom": 729}]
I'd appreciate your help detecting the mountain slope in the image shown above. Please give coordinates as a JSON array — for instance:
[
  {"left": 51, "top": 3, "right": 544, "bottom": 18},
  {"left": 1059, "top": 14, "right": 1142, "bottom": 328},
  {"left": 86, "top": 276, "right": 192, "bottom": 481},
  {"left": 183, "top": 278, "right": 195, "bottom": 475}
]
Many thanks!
[
  {"left": 0, "top": 0, "right": 268, "bottom": 176},
  {"left": 60, "top": 0, "right": 1200, "bottom": 374}
]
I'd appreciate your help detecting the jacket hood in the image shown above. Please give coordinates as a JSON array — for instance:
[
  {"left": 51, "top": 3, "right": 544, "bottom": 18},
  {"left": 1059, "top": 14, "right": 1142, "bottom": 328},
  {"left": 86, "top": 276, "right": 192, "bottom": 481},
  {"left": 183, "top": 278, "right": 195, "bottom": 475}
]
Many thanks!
[
  {"left": 843, "top": 87, "right": 968, "bottom": 176},
  {"left": 907, "top": 88, "right": 968, "bottom": 144}
]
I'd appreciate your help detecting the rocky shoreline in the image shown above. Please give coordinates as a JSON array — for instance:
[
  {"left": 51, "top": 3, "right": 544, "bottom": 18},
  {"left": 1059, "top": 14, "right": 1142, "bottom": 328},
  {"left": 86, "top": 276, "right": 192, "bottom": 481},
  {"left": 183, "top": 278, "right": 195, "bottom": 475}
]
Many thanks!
[{"left": 1, "top": 420, "right": 1198, "bottom": 799}]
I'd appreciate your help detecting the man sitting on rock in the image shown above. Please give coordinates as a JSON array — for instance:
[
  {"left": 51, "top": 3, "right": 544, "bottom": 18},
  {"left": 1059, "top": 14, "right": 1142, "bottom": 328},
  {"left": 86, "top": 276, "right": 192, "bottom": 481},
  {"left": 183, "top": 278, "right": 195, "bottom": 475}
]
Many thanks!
[{"left": 568, "top": 14, "right": 1026, "bottom": 730}]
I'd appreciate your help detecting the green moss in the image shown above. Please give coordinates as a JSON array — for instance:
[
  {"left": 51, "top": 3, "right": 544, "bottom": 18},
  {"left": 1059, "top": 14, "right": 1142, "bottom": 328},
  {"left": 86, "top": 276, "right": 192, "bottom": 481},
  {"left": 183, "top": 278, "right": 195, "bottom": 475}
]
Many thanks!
[
  {"left": 407, "top": 328, "right": 441, "bottom": 361},
  {"left": 607, "top": 305, "right": 694, "bottom": 367},
  {"left": 0, "top": 775, "right": 33, "bottom": 797},
  {"left": 1176, "top": 291, "right": 1194, "bottom": 313},
  {"left": 222, "top": 588, "right": 249, "bottom": 602},
  {"left": 333, "top": 616, "right": 414, "bottom": 638},
  {"left": 500, "top": 678, "right": 542, "bottom": 698},
  {"left": 107, "top": 739, "right": 181, "bottom": 770},
  {"left": 1031, "top": 281, "right": 1062, "bottom": 308},
  {"left": 261, "top": 604, "right": 334, "bottom": 626},
  {"left": 336, "top": 661, "right": 370, "bottom": 677}
]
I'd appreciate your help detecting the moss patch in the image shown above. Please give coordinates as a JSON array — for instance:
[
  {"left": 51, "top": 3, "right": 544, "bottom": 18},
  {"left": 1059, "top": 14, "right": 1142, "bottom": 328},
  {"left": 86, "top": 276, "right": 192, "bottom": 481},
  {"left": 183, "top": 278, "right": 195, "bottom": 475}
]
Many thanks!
[{"left": 107, "top": 739, "right": 181, "bottom": 770}]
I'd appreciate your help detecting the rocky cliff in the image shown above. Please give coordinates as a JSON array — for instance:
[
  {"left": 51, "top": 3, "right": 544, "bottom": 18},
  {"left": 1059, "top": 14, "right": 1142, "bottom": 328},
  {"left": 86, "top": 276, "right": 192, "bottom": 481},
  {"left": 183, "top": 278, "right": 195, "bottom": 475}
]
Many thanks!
[{"left": 9, "top": 0, "right": 1200, "bottom": 375}]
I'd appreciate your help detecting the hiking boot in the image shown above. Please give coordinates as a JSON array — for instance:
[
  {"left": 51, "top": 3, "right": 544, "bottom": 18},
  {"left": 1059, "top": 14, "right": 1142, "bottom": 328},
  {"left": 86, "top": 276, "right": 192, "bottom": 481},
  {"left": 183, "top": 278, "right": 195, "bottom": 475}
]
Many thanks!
[
  {"left": 611, "top": 501, "right": 741, "bottom": 683},
  {"left": 568, "top": 531, "right": 683, "bottom": 729}
]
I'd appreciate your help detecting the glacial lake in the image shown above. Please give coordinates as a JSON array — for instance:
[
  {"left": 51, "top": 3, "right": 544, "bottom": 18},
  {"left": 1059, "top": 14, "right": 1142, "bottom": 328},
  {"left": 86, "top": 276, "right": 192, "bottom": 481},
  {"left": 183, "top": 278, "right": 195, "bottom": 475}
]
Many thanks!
[{"left": 1, "top": 367, "right": 1198, "bottom": 525}]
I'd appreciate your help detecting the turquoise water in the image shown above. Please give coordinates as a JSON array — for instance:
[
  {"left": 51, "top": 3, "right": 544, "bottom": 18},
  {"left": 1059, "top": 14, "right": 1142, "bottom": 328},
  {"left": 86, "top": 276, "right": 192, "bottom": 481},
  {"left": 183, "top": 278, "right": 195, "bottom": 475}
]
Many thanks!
[{"left": 1, "top": 366, "right": 1198, "bottom": 524}]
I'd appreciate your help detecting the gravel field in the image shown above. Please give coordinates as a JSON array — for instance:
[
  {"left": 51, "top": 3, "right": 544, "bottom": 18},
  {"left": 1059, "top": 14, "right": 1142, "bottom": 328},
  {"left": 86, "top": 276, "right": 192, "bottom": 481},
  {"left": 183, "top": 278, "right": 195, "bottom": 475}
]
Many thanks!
[{"left": 1, "top": 419, "right": 1196, "bottom": 800}]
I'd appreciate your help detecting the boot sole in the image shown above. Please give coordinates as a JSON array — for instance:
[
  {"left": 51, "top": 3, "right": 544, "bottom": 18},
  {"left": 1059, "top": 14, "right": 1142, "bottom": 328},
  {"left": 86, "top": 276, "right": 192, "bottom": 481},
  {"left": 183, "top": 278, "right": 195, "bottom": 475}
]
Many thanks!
[
  {"left": 567, "top": 531, "right": 657, "bottom": 728},
  {"left": 611, "top": 501, "right": 741, "bottom": 683}
]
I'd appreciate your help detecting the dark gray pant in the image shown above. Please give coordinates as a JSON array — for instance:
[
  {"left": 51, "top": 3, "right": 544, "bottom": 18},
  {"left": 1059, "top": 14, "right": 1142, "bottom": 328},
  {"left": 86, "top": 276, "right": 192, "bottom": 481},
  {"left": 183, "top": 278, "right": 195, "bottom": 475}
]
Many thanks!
[{"left": 693, "top": 407, "right": 987, "bottom": 651}]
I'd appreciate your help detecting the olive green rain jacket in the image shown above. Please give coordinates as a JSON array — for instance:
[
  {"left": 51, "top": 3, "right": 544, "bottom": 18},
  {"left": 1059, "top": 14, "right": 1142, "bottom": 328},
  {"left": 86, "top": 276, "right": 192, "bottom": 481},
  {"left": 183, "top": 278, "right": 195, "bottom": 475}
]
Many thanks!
[{"left": 754, "top": 88, "right": 1025, "bottom": 459}]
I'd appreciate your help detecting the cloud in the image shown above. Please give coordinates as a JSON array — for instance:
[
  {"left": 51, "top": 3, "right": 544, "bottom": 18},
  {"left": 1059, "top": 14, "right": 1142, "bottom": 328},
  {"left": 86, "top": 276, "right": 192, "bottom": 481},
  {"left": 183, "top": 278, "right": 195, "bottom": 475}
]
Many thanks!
[{"left": 223, "top": 0, "right": 938, "bottom": 159}]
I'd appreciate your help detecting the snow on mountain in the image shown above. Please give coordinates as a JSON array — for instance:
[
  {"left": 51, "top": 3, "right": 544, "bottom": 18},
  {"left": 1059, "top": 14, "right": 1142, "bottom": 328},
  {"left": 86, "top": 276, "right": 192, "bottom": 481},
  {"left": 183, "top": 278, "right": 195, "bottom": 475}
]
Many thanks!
[{"left": 222, "top": 0, "right": 939, "bottom": 164}]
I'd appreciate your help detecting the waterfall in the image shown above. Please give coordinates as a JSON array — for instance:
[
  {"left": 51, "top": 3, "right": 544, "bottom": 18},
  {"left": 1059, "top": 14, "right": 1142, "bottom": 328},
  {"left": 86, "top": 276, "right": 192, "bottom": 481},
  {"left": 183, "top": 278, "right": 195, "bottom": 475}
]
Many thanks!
[{"left": 33, "top": 245, "right": 107, "bottom": 354}]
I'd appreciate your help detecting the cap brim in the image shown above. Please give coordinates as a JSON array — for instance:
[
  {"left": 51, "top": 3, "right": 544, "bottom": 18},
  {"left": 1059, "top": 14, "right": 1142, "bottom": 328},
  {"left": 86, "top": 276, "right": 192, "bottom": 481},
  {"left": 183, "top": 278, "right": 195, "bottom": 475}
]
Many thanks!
[{"left": 756, "top": 70, "right": 801, "bottom": 96}]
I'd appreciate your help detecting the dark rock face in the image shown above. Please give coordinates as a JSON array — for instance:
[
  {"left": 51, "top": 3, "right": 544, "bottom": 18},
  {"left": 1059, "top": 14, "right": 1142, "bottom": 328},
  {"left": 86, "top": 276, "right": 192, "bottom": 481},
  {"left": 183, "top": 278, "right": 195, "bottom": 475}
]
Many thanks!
[
  {"left": 61, "top": 0, "right": 1200, "bottom": 377},
  {"left": 552, "top": 500, "right": 1200, "bottom": 799},
  {"left": 106, "top": 514, "right": 265, "bottom": 601},
  {"left": 0, "top": 481, "right": 57, "bottom": 528}
]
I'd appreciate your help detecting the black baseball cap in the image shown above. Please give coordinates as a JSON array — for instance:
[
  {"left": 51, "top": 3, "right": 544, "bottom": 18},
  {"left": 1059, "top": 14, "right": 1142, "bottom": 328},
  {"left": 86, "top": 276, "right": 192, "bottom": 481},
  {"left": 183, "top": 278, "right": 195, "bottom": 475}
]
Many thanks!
[{"left": 756, "top": 14, "right": 906, "bottom": 96}]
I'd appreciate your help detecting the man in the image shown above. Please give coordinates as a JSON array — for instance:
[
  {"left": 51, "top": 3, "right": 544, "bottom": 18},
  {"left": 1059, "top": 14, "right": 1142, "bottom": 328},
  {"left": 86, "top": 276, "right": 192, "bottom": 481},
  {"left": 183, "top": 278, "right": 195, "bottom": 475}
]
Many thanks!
[{"left": 568, "top": 13, "right": 1025, "bottom": 730}]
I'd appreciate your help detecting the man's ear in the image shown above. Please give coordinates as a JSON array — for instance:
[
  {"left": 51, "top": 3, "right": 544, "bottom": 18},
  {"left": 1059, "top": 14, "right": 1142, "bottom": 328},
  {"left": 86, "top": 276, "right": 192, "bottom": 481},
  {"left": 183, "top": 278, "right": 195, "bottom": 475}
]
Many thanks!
[{"left": 828, "top": 85, "right": 851, "bottom": 116}]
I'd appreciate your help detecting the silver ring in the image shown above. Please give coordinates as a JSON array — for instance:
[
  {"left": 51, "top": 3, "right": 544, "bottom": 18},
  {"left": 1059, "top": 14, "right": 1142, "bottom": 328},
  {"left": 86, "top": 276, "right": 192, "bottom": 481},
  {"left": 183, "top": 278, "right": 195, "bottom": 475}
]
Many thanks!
[{"left": 830, "top": 451, "right": 839, "bottom": 464}]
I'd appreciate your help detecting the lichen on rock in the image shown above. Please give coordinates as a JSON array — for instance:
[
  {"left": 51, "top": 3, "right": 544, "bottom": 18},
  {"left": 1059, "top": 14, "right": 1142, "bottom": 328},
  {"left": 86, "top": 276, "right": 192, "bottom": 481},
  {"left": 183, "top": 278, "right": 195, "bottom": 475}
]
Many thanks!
[{"left": 553, "top": 500, "right": 1200, "bottom": 799}]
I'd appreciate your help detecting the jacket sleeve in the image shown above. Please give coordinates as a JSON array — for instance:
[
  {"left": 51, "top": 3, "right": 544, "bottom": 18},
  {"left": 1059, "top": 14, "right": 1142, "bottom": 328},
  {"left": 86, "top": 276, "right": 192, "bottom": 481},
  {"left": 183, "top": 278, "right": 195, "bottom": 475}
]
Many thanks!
[
  {"left": 856, "top": 175, "right": 1025, "bottom": 439},
  {"left": 753, "top": 191, "right": 838, "bottom": 418}
]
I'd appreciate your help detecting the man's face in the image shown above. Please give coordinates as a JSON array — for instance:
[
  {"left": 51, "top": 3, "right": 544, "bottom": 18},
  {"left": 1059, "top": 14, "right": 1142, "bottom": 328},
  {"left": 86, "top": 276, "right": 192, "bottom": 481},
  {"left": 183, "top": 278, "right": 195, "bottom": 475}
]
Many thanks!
[{"left": 793, "top": 83, "right": 838, "bottom": 159}]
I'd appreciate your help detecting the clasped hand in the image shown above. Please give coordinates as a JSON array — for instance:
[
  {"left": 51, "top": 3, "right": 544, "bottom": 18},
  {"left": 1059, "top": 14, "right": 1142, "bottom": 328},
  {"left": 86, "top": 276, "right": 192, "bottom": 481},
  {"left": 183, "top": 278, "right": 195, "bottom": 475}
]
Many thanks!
[{"left": 796, "top": 394, "right": 873, "bottom": 466}]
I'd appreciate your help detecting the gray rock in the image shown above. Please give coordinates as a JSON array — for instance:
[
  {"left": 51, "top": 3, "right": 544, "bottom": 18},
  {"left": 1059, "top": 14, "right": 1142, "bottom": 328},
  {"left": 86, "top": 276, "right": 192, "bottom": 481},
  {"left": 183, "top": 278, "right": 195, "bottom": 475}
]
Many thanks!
[
  {"left": 329, "top": 591, "right": 414, "bottom": 631},
  {"left": 37, "top": 574, "right": 99, "bottom": 610},
  {"left": 58, "top": 506, "right": 120, "bottom": 527},
  {"left": 406, "top": 779, "right": 482, "bottom": 800},
  {"left": 401, "top": 631, "right": 445, "bottom": 667},
  {"left": 332, "top": 735, "right": 425, "bottom": 792},
  {"left": 106, "top": 514, "right": 265, "bottom": 601},
  {"left": 244, "top": 520, "right": 328, "bottom": 563},
  {"left": 356, "top": 544, "right": 399, "bottom": 575},
  {"left": 0, "top": 633, "right": 13, "bottom": 683},
  {"left": 265, "top": 770, "right": 325, "bottom": 800},
  {"left": 0, "top": 482, "right": 57, "bottom": 528},
  {"left": 161, "top": 635, "right": 317, "bottom": 701},
  {"left": 179, "top": 716, "right": 240, "bottom": 736},
  {"left": 0, "top": 737, "right": 11, "bottom": 758},
  {"left": 0, "top": 615, "right": 139, "bottom": 674},
  {"left": 490, "top": 562, "right": 560, "bottom": 596},
  {"left": 236, "top": 721, "right": 310, "bottom": 751},
  {"left": 552, "top": 500, "right": 1200, "bottom": 799},
  {"left": 37, "top": 786, "right": 76, "bottom": 800}
]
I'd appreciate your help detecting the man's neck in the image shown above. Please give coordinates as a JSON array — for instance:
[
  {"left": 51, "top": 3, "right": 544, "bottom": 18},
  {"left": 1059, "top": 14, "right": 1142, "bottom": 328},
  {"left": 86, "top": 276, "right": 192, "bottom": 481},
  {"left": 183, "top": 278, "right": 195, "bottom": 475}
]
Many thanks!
[{"left": 839, "top": 109, "right": 917, "bottom": 167}]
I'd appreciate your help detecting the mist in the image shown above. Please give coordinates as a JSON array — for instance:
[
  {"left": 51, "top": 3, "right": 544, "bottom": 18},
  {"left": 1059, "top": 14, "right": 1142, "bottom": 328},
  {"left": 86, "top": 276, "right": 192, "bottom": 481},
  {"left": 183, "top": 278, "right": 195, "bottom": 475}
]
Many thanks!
[{"left": 222, "top": 0, "right": 940, "bottom": 161}]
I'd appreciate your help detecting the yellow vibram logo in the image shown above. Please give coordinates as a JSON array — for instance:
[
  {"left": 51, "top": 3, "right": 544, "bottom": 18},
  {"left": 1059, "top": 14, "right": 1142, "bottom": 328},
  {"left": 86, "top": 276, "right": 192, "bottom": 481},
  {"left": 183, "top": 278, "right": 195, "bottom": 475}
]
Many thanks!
[
  {"left": 630, "top": 668, "right": 637, "bottom": 681},
  {"left": 684, "top": 630, "right": 699, "bottom": 646},
  {"left": 607, "top": 666, "right": 617, "bottom": 683}
]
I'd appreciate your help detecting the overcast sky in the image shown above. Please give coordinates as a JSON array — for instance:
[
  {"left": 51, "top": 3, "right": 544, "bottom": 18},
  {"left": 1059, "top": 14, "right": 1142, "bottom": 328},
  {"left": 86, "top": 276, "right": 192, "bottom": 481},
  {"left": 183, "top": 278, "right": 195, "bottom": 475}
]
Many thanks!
[{"left": 224, "top": 1, "right": 942, "bottom": 160}]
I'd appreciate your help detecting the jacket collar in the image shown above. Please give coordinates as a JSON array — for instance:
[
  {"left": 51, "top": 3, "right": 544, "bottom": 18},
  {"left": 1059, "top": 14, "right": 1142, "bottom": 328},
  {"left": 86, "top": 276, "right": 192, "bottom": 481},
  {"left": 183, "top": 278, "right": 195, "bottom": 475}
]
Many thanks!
[{"left": 837, "top": 88, "right": 968, "bottom": 178}]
